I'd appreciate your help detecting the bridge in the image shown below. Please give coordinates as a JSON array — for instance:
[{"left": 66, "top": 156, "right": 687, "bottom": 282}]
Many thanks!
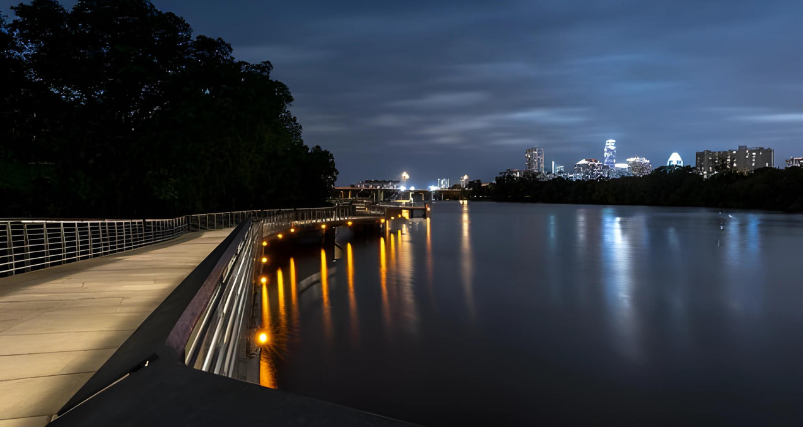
[{"left": 0, "top": 205, "right": 418, "bottom": 426}]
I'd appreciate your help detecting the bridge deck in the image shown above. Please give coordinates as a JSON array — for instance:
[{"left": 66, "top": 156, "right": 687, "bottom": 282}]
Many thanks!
[{"left": 0, "top": 229, "right": 232, "bottom": 427}]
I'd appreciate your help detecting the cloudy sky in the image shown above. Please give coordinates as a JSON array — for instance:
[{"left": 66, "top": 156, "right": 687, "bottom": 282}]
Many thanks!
[{"left": 5, "top": 0, "right": 803, "bottom": 186}]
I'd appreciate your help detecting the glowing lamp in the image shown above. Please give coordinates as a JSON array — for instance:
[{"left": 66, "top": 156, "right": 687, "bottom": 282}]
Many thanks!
[
  {"left": 278, "top": 234, "right": 283, "bottom": 239},
  {"left": 262, "top": 241, "right": 267, "bottom": 247},
  {"left": 347, "top": 221, "right": 353, "bottom": 226},
  {"left": 261, "top": 257, "right": 267, "bottom": 264},
  {"left": 321, "top": 224, "right": 326, "bottom": 229},
  {"left": 290, "top": 228, "right": 295, "bottom": 232},
  {"left": 260, "top": 276, "right": 267, "bottom": 284},
  {"left": 257, "top": 332, "right": 269, "bottom": 344}
]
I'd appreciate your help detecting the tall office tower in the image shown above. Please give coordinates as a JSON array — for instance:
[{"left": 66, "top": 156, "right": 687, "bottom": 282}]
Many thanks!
[
  {"left": 525, "top": 147, "right": 545, "bottom": 173},
  {"left": 604, "top": 139, "right": 617, "bottom": 168}
]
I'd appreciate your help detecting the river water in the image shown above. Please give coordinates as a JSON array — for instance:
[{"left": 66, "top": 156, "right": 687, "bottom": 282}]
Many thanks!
[{"left": 258, "top": 202, "right": 803, "bottom": 426}]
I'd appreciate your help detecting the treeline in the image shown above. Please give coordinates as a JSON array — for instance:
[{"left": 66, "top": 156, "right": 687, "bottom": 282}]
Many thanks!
[
  {"left": 0, "top": 0, "right": 337, "bottom": 218},
  {"left": 489, "top": 166, "right": 803, "bottom": 212}
]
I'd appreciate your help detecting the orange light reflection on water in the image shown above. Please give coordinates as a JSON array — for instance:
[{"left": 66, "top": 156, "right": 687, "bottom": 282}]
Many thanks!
[
  {"left": 321, "top": 249, "right": 333, "bottom": 345},
  {"left": 347, "top": 243, "right": 359, "bottom": 345}
]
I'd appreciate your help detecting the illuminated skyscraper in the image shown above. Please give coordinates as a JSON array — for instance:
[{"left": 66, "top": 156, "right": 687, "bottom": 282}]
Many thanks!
[
  {"left": 525, "top": 147, "right": 545, "bottom": 173},
  {"left": 604, "top": 139, "right": 616, "bottom": 168}
]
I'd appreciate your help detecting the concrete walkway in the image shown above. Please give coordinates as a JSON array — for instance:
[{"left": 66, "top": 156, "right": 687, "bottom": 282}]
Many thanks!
[{"left": 0, "top": 229, "right": 232, "bottom": 427}]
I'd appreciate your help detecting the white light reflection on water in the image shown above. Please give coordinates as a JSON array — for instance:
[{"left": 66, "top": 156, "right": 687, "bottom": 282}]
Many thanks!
[
  {"left": 397, "top": 224, "right": 419, "bottom": 336},
  {"left": 601, "top": 210, "right": 641, "bottom": 363}
]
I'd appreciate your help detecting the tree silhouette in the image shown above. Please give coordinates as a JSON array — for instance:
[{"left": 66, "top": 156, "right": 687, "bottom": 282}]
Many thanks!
[{"left": 1, "top": 0, "right": 338, "bottom": 217}]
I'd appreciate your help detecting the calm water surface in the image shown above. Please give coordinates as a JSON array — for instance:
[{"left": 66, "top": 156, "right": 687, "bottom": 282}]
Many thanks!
[{"left": 259, "top": 202, "right": 803, "bottom": 426}]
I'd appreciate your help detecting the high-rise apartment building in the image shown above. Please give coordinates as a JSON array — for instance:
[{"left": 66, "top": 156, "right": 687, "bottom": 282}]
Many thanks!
[
  {"left": 695, "top": 146, "right": 774, "bottom": 178},
  {"left": 525, "top": 147, "right": 545, "bottom": 173},
  {"left": 604, "top": 139, "right": 616, "bottom": 168}
]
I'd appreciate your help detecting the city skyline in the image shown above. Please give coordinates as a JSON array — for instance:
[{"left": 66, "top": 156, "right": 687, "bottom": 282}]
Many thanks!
[{"left": 6, "top": 0, "right": 801, "bottom": 185}]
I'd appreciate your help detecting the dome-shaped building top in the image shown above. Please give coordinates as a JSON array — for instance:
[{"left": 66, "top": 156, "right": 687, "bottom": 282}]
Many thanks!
[{"left": 667, "top": 152, "right": 683, "bottom": 167}]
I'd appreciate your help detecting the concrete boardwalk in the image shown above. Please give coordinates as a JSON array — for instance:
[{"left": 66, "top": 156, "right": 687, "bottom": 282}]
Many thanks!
[{"left": 0, "top": 229, "right": 232, "bottom": 427}]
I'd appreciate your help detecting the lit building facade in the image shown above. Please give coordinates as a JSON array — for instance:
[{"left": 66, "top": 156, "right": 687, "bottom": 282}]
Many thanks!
[
  {"left": 574, "top": 158, "right": 603, "bottom": 180},
  {"left": 786, "top": 157, "right": 803, "bottom": 168},
  {"left": 667, "top": 152, "right": 683, "bottom": 167},
  {"left": 695, "top": 146, "right": 774, "bottom": 178},
  {"left": 604, "top": 139, "right": 616, "bottom": 168},
  {"left": 460, "top": 175, "right": 470, "bottom": 188},
  {"left": 626, "top": 157, "right": 653, "bottom": 177},
  {"left": 525, "top": 147, "right": 545, "bottom": 173},
  {"left": 437, "top": 178, "right": 450, "bottom": 189}
]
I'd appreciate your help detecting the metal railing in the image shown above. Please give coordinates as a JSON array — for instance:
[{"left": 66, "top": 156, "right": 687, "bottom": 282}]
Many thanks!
[
  {"left": 52, "top": 216, "right": 410, "bottom": 426},
  {"left": 1, "top": 205, "right": 380, "bottom": 278},
  {"left": 0, "top": 217, "right": 187, "bottom": 277},
  {"left": 184, "top": 218, "right": 261, "bottom": 377}
]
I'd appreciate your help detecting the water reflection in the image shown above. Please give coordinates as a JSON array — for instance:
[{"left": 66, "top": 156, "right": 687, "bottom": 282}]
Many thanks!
[
  {"left": 397, "top": 224, "right": 418, "bottom": 335},
  {"left": 259, "top": 281, "right": 277, "bottom": 389},
  {"left": 460, "top": 204, "right": 476, "bottom": 321},
  {"left": 320, "top": 249, "right": 332, "bottom": 346},
  {"left": 290, "top": 258, "right": 298, "bottom": 330},
  {"left": 380, "top": 237, "right": 391, "bottom": 329},
  {"left": 277, "top": 268, "right": 286, "bottom": 336},
  {"left": 267, "top": 203, "right": 803, "bottom": 426},
  {"left": 347, "top": 243, "right": 359, "bottom": 346},
  {"left": 601, "top": 211, "right": 639, "bottom": 363},
  {"left": 426, "top": 217, "right": 436, "bottom": 310}
]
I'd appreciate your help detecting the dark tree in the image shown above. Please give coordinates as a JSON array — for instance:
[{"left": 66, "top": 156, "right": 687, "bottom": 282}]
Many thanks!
[
  {"left": 0, "top": 0, "right": 338, "bottom": 218},
  {"left": 490, "top": 166, "right": 803, "bottom": 212}
]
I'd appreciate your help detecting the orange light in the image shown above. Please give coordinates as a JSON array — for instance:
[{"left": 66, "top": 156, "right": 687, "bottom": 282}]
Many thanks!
[
  {"left": 261, "top": 257, "right": 267, "bottom": 263},
  {"left": 321, "top": 224, "right": 326, "bottom": 229},
  {"left": 257, "top": 332, "right": 269, "bottom": 344},
  {"left": 278, "top": 234, "right": 283, "bottom": 239},
  {"left": 262, "top": 241, "right": 267, "bottom": 246},
  {"left": 380, "top": 219, "right": 385, "bottom": 223},
  {"left": 260, "top": 276, "right": 267, "bottom": 284},
  {"left": 347, "top": 221, "right": 353, "bottom": 226},
  {"left": 290, "top": 228, "right": 295, "bottom": 232}
]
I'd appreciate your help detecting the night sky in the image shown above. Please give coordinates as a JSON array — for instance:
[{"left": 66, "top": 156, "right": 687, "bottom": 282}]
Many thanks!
[{"left": 4, "top": 0, "right": 802, "bottom": 187}]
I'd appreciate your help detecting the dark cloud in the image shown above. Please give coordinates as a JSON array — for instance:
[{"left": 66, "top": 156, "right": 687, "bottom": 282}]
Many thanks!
[{"left": 4, "top": 0, "right": 802, "bottom": 186}]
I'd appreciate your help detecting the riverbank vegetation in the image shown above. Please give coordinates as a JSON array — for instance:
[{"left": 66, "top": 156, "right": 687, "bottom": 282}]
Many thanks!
[
  {"left": 489, "top": 166, "right": 803, "bottom": 212},
  {"left": 1, "top": 0, "right": 337, "bottom": 218}
]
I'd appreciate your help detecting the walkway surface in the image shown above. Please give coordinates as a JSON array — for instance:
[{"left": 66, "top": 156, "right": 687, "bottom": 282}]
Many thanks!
[{"left": 0, "top": 229, "right": 232, "bottom": 427}]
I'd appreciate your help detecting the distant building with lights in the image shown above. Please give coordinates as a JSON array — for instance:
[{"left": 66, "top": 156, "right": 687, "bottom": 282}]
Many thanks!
[
  {"left": 460, "top": 175, "right": 470, "bottom": 188},
  {"left": 603, "top": 139, "right": 617, "bottom": 168},
  {"left": 785, "top": 156, "right": 802, "bottom": 168},
  {"left": 525, "top": 147, "right": 545, "bottom": 173},
  {"left": 356, "top": 179, "right": 400, "bottom": 189},
  {"left": 574, "top": 158, "right": 603, "bottom": 180},
  {"left": 695, "top": 146, "right": 774, "bottom": 178},
  {"left": 437, "top": 178, "right": 450, "bottom": 189},
  {"left": 499, "top": 169, "right": 525, "bottom": 178},
  {"left": 667, "top": 152, "right": 683, "bottom": 167},
  {"left": 626, "top": 157, "right": 653, "bottom": 177}
]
